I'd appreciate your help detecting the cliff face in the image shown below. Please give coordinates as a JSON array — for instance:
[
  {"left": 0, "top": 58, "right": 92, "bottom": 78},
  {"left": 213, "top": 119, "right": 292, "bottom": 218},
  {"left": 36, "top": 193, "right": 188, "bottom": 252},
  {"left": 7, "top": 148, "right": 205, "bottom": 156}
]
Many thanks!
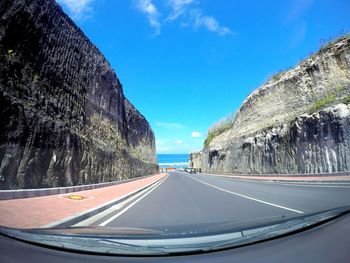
[
  {"left": 0, "top": 0, "right": 158, "bottom": 189},
  {"left": 195, "top": 35, "right": 350, "bottom": 174},
  {"left": 188, "top": 151, "right": 202, "bottom": 169}
]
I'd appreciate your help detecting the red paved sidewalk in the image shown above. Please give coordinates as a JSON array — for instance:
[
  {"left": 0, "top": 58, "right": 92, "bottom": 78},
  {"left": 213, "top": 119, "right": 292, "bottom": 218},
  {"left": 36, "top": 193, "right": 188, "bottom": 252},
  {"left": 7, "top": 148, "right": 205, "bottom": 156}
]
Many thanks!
[
  {"left": 204, "top": 173, "right": 350, "bottom": 182},
  {"left": 0, "top": 173, "right": 166, "bottom": 229}
]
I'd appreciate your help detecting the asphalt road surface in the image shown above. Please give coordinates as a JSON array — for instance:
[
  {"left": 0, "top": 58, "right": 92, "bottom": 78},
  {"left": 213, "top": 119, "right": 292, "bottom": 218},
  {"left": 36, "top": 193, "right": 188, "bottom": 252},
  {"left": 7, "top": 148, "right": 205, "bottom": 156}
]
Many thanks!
[{"left": 76, "top": 172, "right": 350, "bottom": 233}]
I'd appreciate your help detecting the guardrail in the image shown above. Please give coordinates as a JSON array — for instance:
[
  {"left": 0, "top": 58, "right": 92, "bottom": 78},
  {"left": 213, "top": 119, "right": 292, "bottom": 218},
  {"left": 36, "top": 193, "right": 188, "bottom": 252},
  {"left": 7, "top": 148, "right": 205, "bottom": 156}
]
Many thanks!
[{"left": 0, "top": 174, "right": 157, "bottom": 200}]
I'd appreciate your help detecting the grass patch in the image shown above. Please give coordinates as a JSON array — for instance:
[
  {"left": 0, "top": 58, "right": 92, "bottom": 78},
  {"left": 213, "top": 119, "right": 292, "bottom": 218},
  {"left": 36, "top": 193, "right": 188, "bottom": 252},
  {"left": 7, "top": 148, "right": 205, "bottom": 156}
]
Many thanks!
[
  {"left": 319, "top": 33, "right": 350, "bottom": 52},
  {"left": 4, "top": 49, "right": 16, "bottom": 61},
  {"left": 336, "top": 83, "right": 345, "bottom": 93},
  {"left": 271, "top": 76, "right": 280, "bottom": 82},
  {"left": 269, "top": 66, "right": 293, "bottom": 83},
  {"left": 204, "top": 132, "right": 214, "bottom": 148},
  {"left": 343, "top": 95, "right": 350, "bottom": 105},
  {"left": 204, "top": 121, "right": 232, "bottom": 148},
  {"left": 271, "top": 72, "right": 283, "bottom": 82},
  {"left": 308, "top": 94, "right": 336, "bottom": 113}
]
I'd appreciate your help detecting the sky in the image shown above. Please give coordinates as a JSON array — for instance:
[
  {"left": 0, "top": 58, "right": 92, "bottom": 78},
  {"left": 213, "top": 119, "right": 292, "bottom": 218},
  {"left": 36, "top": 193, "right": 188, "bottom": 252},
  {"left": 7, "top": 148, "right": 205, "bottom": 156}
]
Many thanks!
[{"left": 56, "top": 0, "right": 350, "bottom": 154}]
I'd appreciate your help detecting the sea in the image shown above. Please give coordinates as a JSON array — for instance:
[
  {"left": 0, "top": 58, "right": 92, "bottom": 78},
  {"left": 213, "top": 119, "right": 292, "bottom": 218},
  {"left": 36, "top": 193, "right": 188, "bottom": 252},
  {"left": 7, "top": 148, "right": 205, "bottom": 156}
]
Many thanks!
[{"left": 157, "top": 154, "right": 189, "bottom": 168}]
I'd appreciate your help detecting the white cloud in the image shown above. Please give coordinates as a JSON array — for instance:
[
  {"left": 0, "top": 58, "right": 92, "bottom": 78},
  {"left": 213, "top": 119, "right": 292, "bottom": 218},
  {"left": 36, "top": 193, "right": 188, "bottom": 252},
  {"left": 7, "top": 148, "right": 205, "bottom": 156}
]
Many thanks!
[
  {"left": 156, "top": 122, "right": 184, "bottom": 129},
  {"left": 191, "top": 131, "right": 202, "bottom": 138},
  {"left": 56, "top": 0, "right": 95, "bottom": 21},
  {"left": 167, "top": 0, "right": 232, "bottom": 36},
  {"left": 157, "top": 146, "right": 172, "bottom": 152},
  {"left": 136, "top": 0, "right": 161, "bottom": 35},
  {"left": 134, "top": 0, "right": 232, "bottom": 36},
  {"left": 156, "top": 137, "right": 203, "bottom": 154},
  {"left": 193, "top": 11, "right": 232, "bottom": 36},
  {"left": 174, "top": 139, "right": 183, "bottom": 144},
  {"left": 167, "top": 0, "right": 194, "bottom": 21}
]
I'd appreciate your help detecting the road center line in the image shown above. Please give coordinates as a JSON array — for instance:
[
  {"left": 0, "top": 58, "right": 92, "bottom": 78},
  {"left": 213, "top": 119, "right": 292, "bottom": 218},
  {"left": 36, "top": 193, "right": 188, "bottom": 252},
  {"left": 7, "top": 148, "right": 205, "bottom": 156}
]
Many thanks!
[
  {"left": 185, "top": 174, "right": 304, "bottom": 214},
  {"left": 99, "top": 175, "right": 168, "bottom": 226}
]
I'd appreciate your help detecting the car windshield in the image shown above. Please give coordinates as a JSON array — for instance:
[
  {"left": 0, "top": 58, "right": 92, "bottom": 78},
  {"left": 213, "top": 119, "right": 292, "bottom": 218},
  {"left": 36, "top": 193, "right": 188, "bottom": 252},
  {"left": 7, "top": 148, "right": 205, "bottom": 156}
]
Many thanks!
[{"left": 0, "top": 0, "right": 350, "bottom": 256}]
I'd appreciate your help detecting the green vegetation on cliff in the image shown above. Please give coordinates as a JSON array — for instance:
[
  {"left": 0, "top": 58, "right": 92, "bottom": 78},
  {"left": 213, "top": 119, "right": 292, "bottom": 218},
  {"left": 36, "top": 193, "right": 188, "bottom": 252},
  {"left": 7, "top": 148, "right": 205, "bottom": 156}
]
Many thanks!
[
  {"left": 343, "top": 95, "right": 350, "bottom": 104},
  {"left": 204, "top": 114, "right": 234, "bottom": 148},
  {"left": 308, "top": 94, "right": 337, "bottom": 114}
]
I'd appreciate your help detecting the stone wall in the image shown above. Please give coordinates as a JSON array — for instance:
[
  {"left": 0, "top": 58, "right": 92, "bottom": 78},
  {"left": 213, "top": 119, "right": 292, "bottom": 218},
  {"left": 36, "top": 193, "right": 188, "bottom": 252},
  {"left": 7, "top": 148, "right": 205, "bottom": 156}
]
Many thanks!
[{"left": 0, "top": 0, "right": 158, "bottom": 189}]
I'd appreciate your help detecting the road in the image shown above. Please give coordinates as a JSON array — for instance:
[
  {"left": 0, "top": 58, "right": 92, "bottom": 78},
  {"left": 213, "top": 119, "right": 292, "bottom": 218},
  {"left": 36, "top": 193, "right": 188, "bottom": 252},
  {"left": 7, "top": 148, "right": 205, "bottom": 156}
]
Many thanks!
[{"left": 75, "top": 172, "right": 350, "bottom": 233}]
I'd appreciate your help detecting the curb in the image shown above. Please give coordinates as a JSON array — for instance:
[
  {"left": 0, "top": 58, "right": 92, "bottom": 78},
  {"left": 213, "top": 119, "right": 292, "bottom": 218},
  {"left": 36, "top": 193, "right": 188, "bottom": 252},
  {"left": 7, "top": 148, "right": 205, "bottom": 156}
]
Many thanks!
[
  {"left": 200, "top": 173, "right": 350, "bottom": 183},
  {"left": 0, "top": 174, "right": 158, "bottom": 200},
  {"left": 199, "top": 171, "right": 350, "bottom": 177},
  {"left": 41, "top": 174, "right": 167, "bottom": 229}
]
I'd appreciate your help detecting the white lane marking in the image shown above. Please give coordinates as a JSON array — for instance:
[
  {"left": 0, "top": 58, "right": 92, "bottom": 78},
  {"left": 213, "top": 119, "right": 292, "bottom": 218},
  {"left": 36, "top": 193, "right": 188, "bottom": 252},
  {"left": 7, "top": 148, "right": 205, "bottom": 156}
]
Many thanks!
[
  {"left": 99, "top": 176, "right": 168, "bottom": 226},
  {"left": 213, "top": 177, "right": 350, "bottom": 188},
  {"left": 185, "top": 175, "right": 304, "bottom": 214},
  {"left": 263, "top": 182, "right": 350, "bottom": 188},
  {"left": 230, "top": 178, "right": 350, "bottom": 188},
  {"left": 201, "top": 174, "right": 350, "bottom": 187},
  {"left": 74, "top": 184, "right": 156, "bottom": 226}
]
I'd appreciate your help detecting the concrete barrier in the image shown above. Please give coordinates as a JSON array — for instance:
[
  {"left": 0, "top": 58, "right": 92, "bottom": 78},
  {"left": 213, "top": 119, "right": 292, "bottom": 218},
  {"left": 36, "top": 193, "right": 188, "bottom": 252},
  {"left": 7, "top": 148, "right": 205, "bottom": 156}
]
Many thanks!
[{"left": 0, "top": 174, "right": 156, "bottom": 200}]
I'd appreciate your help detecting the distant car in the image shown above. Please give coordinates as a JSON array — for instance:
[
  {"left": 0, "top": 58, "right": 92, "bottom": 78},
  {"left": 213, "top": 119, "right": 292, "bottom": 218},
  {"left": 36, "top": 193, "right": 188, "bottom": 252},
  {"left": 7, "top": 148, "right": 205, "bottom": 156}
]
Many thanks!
[{"left": 185, "top": 168, "right": 196, "bottom": 174}]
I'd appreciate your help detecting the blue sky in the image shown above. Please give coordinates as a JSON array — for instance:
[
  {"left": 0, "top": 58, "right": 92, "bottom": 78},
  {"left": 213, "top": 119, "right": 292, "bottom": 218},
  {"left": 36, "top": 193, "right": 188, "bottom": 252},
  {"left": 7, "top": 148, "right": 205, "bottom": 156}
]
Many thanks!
[{"left": 57, "top": 0, "right": 350, "bottom": 154}]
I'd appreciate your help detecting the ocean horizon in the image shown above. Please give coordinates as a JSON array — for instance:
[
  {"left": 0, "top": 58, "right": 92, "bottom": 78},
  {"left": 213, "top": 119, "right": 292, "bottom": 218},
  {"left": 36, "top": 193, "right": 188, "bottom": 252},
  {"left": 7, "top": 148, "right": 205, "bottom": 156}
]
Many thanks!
[{"left": 157, "top": 154, "right": 189, "bottom": 168}]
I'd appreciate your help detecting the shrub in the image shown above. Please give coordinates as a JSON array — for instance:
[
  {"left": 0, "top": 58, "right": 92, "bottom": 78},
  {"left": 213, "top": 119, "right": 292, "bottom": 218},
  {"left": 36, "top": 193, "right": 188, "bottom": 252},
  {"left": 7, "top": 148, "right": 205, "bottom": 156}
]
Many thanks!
[
  {"left": 343, "top": 95, "right": 350, "bottom": 105},
  {"left": 271, "top": 71, "right": 283, "bottom": 82},
  {"left": 204, "top": 132, "right": 214, "bottom": 148},
  {"left": 4, "top": 49, "right": 16, "bottom": 61},
  {"left": 204, "top": 114, "right": 234, "bottom": 148},
  {"left": 319, "top": 33, "right": 350, "bottom": 52},
  {"left": 308, "top": 94, "right": 336, "bottom": 113}
]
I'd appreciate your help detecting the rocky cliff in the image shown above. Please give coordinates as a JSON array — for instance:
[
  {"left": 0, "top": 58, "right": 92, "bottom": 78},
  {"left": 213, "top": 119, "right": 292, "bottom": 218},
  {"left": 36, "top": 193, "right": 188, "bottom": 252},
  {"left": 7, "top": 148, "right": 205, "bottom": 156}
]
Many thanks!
[
  {"left": 0, "top": 0, "right": 158, "bottom": 189},
  {"left": 192, "top": 34, "right": 350, "bottom": 175},
  {"left": 188, "top": 151, "right": 202, "bottom": 170}
]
